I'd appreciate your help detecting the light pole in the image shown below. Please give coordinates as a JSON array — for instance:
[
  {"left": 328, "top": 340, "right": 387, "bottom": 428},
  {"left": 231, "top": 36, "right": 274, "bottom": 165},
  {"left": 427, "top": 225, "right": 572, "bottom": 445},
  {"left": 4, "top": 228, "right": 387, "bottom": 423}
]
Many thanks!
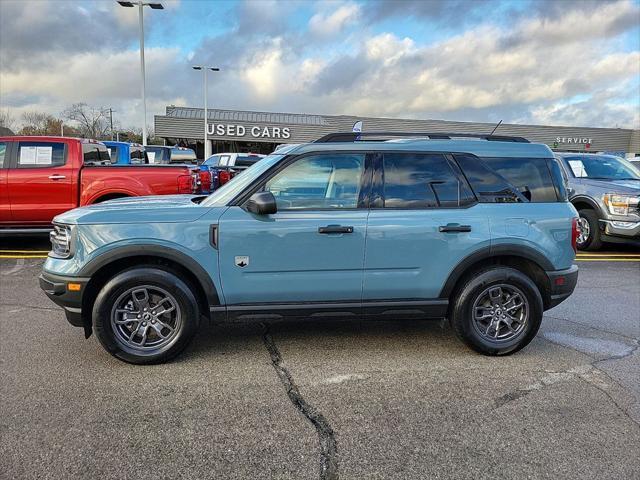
[
  {"left": 192, "top": 65, "right": 220, "bottom": 160},
  {"left": 117, "top": 1, "right": 164, "bottom": 146}
]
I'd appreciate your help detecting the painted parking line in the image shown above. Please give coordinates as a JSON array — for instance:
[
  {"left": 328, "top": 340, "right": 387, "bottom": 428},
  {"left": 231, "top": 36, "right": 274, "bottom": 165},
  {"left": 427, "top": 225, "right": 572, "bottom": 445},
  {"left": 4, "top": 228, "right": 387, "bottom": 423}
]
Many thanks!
[
  {"left": 0, "top": 255, "right": 48, "bottom": 259},
  {"left": 576, "top": 258, "right": 640, "bottom": 262}
]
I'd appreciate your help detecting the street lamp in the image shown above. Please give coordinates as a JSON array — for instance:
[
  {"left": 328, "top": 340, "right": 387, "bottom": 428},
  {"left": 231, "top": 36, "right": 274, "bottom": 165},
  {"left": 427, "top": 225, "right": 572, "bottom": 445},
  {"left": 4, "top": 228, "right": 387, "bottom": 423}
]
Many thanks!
[
  {"left": 117, "top": 1, "right": 164, "bottom": 146},
  {"left": 192, "top": 65, "right": 220, "bottom": 160}
]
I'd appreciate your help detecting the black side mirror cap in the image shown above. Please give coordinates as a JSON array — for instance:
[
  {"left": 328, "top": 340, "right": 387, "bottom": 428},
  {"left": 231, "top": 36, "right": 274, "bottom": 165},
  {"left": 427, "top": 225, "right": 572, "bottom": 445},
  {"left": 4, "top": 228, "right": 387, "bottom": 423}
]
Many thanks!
[{"left": 246, "top": 191, "right": 277, "bottom": 215}]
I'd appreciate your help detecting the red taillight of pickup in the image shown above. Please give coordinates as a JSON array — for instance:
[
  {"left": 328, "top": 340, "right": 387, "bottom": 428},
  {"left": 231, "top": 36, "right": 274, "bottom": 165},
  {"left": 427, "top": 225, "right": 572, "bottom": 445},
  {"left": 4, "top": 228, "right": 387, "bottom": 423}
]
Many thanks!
[
  {"left": 200, "top": 170, "right": 212, "bottom": 193},
  {"left": 178, "top": 174, "right": 195, "bottom": 194},
  {"left": 571, "top": 217, "right": 579, "bottom": 253},
  {"left": 218, "top": 170, "right": 231, "bottom": 186}
]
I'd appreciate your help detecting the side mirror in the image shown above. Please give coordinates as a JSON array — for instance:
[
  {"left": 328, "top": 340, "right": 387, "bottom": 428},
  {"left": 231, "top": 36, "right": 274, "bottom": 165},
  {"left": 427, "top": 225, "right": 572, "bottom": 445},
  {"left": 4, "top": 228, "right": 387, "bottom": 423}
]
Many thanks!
[{"left": 246, "top": 191, "right": 277, "bottom": 215}]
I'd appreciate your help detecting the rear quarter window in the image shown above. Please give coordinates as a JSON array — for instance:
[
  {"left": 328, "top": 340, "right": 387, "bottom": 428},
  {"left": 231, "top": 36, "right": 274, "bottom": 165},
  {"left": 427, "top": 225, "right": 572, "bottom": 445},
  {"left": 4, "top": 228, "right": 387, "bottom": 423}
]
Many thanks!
[{"left": 454, "top": 154, "right": 524, "bottom": 203}]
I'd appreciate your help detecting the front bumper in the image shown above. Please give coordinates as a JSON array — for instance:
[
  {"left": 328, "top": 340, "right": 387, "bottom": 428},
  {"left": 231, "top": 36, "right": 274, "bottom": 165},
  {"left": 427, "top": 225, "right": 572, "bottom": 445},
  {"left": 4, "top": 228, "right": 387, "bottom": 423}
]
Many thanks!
[
  {"left": 545, "top": 265, "right": 579, "bottom": 310},
  {"left": 39, "top": 271, "right": 89, "bottom": 327},
  {"left": 599, "top": 219, "right": 640, "bottom": 245}
]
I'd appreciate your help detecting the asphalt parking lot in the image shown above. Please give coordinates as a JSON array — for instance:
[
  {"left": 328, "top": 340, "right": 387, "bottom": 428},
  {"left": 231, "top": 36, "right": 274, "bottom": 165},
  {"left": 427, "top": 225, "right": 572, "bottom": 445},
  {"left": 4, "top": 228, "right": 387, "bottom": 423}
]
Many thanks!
[{"left": 1, "top": 238, "right": 639, "bottom": 479}]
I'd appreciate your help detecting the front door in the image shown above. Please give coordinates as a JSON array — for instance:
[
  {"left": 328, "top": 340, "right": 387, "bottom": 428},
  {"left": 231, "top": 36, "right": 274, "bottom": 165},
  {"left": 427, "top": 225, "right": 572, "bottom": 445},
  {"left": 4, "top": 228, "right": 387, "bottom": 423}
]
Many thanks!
[
  {"left": 218, "top": 152, "right": 369, "bottom": 310},
  {"left": 363, "top": 152, "right": 490, "bottom": 305},
  {"left": 7, "top": 140, "right": 74, "bottom": 225}
]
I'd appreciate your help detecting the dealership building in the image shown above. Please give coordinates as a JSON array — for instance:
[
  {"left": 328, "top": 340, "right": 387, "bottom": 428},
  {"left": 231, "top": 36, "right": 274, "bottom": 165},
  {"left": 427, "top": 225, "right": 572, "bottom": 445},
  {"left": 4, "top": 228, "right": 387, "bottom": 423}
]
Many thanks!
[{"left": 155, "top": 106, "right": 640, "bottom": 158}]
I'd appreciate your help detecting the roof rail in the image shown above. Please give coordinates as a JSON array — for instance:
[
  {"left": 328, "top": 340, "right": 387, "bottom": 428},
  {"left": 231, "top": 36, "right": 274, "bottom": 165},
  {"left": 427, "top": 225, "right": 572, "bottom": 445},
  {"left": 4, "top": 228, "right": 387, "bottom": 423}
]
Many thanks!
[{"left": 314, "top": 132, "right": 530, "bottom": 143}]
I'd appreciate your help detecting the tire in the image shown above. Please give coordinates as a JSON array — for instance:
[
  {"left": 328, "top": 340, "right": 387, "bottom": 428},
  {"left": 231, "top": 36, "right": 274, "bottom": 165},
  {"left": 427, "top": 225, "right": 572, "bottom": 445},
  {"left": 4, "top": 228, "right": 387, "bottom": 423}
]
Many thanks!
[
  {"left": 576, "top": 209, "right": 602, "bottom": 251},
  {"left": 450, "top": 267, "right": 543, "bottom": 356},
  {"left": 93, "top": 267, "right": 200, "bottom": 364}
]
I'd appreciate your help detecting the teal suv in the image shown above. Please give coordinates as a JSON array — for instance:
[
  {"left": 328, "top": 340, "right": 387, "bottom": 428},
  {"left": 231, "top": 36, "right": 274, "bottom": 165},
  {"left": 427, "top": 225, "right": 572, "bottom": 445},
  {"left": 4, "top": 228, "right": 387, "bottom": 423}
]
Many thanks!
[{"left": 40, "top": 133, "right": 579, "bottom": 364}]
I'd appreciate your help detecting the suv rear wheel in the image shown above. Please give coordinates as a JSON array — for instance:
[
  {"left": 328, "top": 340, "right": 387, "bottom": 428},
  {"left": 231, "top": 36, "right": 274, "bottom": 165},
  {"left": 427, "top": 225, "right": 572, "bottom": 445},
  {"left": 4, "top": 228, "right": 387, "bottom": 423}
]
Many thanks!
[
  {"left": 450, "top": 267, "right": 543, "bottom": 356},
  {"left": 93, "top": 267, "right": 200, "bottom": 364},
  {"left": 576, "top": 209, "right": 602, "bottom": 251}
]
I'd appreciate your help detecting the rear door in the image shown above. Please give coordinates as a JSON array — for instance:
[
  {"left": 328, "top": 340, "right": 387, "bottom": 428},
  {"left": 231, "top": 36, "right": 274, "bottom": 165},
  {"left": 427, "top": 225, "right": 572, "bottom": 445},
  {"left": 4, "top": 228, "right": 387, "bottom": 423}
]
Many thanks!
[
  {"left": 363, "top": 151, "right": 490, "bottom": 308},
  {"left": 7, "top": 139, "right": 74, "bottom": 225}
]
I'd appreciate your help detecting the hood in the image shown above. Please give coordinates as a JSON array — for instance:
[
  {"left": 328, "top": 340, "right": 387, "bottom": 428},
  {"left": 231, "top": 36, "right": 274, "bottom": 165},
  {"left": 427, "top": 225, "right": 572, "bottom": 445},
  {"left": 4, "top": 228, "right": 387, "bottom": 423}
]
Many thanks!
[
  {"left": 55, "top": 195, "right": 211, "bottom": 225},
  {"left": 580, "top": 178, "right": 640, "bottom": 193}
]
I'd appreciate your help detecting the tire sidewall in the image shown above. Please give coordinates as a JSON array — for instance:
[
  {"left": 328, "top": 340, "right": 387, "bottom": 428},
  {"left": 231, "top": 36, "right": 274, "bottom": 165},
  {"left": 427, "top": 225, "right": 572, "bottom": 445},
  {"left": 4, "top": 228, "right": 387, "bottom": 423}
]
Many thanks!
[
  {"left": 93, "top": 267, "right": 199, "bottom": 364},
  {"left": 576, "top": 209, "right": 601, "bottom": 251},
  {"left": 452, "top": 268, "right": 543, "bottom": 356}
]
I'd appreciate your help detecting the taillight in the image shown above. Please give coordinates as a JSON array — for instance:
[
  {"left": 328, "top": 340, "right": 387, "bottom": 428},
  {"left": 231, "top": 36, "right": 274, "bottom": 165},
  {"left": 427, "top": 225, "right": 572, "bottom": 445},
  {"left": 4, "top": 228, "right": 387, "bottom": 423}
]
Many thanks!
[
  {"left": 178, "top": 174, "right": 193, "bottom": 194},
  {"left": 200, "top": 170, "right": 212, "bottom": 192},
  {"left": 219, "top": 170, "right": 231, "bottom": 185},
  {"left": 571, "top": 217, "right": 579, "bottom": 253}
]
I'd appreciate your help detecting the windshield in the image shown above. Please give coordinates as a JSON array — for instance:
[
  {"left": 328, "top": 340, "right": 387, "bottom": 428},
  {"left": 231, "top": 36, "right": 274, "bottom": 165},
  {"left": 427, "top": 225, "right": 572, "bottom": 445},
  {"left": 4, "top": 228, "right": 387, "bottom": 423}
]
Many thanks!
[
  {"left": 200, "top": 153, "right": 285, "bottom": 206},
  {"left": 565, "top": 155, "right": 640, "bottom": 180}
]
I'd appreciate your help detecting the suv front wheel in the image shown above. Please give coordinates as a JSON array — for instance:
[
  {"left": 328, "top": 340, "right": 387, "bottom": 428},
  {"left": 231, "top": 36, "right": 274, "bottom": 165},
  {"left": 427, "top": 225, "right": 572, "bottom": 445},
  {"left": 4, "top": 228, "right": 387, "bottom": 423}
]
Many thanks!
[
  {"left": 450, "top": 267, "right": 543, "bottom": 356},
  {"left": 93, "top": 267, "right": 200, "bottom": 364}
]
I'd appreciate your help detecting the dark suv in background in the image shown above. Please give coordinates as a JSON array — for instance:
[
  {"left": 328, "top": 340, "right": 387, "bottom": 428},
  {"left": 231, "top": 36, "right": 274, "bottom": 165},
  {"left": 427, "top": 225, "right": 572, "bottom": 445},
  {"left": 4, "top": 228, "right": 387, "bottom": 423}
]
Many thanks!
[{"left": 555, "top": 153, "right": 640, "bottom": 250}]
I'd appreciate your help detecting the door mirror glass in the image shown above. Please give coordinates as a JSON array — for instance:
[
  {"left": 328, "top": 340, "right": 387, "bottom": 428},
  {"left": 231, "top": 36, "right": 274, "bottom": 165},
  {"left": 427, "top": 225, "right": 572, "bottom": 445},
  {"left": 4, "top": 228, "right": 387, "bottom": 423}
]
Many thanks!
[{"left": 246, "top": 191, "right": 277, "bottom": 215}]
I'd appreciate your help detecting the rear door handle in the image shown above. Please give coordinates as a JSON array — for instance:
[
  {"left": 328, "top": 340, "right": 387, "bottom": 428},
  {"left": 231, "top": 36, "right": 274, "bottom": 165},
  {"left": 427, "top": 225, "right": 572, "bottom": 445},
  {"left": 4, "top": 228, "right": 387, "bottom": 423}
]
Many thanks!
[
  {"left": 439, "top": 224, "right": 472, "bottom": 233},
  {"left": 318, "top": 225, "right": 354, "bottom": 234},
  {"left": 48, "top": 175, "right": 66, "bottom": 180}
]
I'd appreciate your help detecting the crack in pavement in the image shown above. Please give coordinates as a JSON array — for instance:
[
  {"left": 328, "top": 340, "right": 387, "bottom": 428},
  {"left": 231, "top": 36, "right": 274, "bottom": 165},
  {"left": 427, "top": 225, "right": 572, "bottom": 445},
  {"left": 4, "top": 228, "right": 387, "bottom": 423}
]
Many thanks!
[
  {"left": 495, "top": 339, "right": 640, "bottom": 428},
  {"left": 262, "top": 324, "right": 339, "bottom": 480}
]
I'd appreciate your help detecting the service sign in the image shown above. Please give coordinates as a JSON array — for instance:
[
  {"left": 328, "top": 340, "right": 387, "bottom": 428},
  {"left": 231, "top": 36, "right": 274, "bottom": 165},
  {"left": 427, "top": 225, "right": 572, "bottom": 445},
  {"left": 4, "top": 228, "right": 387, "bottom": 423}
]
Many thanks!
[
  {"left": 555, "top": 136, "right": 592, "bottom": 145},
  {"left": 207, "top": 123, "right": 291, "bottom": 139}
]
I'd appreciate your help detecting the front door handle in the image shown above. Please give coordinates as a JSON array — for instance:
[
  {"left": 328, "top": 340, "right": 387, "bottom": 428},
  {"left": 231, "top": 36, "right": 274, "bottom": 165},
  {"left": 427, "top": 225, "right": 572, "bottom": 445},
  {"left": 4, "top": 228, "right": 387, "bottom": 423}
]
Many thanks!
[
  {"left": 318, "top": 225, "right": 354, "bottom": 234},
  {"left": 439, "top": 224, "right": 472, "bottom": 233},
  {"left": 48, "top": 175, "right": 66, "bottom": 180}
]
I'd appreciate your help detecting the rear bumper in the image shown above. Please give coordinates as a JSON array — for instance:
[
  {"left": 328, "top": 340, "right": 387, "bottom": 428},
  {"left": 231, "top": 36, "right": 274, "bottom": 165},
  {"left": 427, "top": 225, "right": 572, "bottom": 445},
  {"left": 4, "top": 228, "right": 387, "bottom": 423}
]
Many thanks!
[
  {"left": 545, "top": 265, "right": 579, "bottom": 309},
  {"left": 39, "top": 271, "right": 89, "bottom": 327}
]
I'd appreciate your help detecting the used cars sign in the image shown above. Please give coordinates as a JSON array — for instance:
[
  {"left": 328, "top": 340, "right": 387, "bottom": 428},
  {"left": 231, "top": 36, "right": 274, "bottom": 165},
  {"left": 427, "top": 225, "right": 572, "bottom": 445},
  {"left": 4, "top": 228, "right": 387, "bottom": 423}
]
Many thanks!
[{"left": 207, "top": 123, "right": 292, "bottom": 139}]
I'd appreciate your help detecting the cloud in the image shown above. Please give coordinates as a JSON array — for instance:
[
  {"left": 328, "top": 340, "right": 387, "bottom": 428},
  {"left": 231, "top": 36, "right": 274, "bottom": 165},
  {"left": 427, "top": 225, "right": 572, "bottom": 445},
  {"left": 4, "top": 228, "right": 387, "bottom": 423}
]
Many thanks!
[
  {"left": 309, "top": 2, "right": 361, "bottom": 38},
  {"left": 1, "top": 0, "right": 638, "bottom": 131}
]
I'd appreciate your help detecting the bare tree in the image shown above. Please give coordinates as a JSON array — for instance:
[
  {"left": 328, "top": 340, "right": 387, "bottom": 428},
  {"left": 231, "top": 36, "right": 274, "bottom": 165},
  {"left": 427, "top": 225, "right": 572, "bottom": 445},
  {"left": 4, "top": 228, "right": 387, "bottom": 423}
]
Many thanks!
[
  {"left": 0, "top": 108, "right": 16, "bottom": 132},
  {"left": 19, "top": 111, "right": 66, "bottom": 136},
  {"left": 63, "top": 103, "right": 110, "bottom": 139}
]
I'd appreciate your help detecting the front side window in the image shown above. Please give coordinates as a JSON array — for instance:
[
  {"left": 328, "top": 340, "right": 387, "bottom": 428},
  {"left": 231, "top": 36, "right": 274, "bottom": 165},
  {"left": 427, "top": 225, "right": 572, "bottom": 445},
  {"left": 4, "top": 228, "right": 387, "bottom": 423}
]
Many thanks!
[
  {"left": 264, "top": 153, "right": 365, "bottom": 210},
  {"left": 0, "top": 142, "right": 6, "bottom": 168},
  {"left": 382, "top": 153, "right": 474, "bottom": 208},
  {"left": 481, "top": 157, "right": 559, "bottom": 202},
  {"left": 17, "top": 142, "right": 65, "bottom": 168}
]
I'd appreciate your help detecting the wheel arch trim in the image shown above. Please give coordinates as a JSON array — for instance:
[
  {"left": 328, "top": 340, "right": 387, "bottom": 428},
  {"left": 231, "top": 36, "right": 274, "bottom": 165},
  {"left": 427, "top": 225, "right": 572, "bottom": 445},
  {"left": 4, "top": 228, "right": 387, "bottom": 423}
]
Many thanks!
[
  {"left": 439, "top": 245, "right": 554, "bottom": 299},
  {"left": 78, "top": 244, "right": 220, "bottom": 306}
]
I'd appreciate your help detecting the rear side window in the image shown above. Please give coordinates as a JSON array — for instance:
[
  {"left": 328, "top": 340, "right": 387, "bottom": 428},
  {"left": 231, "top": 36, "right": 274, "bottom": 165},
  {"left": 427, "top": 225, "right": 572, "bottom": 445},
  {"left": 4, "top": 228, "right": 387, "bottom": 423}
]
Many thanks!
[
  {"left": 454, "top": 154, "right": 524, "bottom": 203},
  {"left": 82, "top": 144, "right": 110, "bottom": 164},
  {"left": 130, "top": 147, "right": 146, "bottom": 164},
  {"left": 481, "top": 157, "right": 559, "bottom": 202},
  {"left": 17, "top": 141, "right": 65, "bottom": 168},
  {"left": 219, "top": 155, "right": 231, "bottom": 166},
  {"left": 382, "top": 153, "right": 475, "bottom": 208},
  {"left": 235, "top": 155, "right": 263, "bottom": 167}
]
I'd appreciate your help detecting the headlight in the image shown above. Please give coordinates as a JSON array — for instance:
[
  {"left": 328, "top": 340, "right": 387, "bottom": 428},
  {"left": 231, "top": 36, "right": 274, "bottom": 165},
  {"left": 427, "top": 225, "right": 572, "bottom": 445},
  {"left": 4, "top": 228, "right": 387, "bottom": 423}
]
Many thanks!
[
  {"left": 49, "top": 224, "right": 74, "bottom": 259},
  {"left": 603, "top": 194, "right": 640, "bottom": 216}
]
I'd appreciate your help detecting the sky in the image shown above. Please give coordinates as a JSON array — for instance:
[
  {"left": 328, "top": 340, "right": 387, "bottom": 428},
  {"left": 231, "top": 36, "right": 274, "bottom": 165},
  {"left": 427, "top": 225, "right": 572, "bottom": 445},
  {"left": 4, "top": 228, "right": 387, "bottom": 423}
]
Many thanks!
[{"left": 1, "top": 0, "right": 639, "bottom": 132}]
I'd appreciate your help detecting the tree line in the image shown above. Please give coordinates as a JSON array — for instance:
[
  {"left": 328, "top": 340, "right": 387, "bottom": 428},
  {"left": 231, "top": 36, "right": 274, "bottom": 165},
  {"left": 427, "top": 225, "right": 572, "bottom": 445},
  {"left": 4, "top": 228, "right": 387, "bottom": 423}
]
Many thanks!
[{"left": 0, "top": 104, "right": 157, "bottom": 144}]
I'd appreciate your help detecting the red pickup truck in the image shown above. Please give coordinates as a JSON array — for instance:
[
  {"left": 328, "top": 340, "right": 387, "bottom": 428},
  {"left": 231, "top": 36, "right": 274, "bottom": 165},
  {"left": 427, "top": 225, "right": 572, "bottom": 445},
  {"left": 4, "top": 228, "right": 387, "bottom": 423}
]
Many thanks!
[{"left": 0, "top": 136, "right": 199, "bottom": 232}]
